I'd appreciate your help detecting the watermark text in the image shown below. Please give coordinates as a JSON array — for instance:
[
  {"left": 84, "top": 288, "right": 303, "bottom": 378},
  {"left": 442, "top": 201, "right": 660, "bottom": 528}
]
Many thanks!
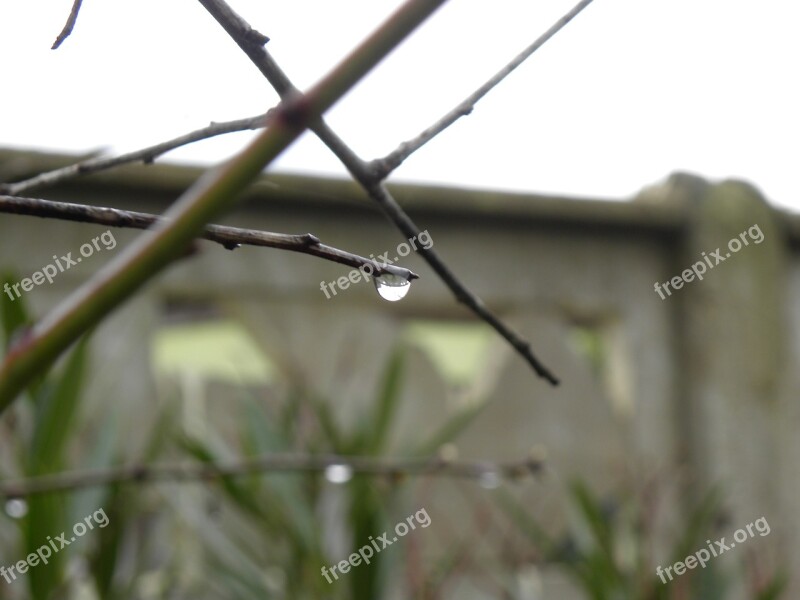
[
  {"left": 1, "top": 507, "right": 109, "bottom": 584},
  {"left": 3, "top": 230, "right": 117, "bottom": 302},
  {"left": 320, "top": 231, "right": 432, "bottom": 299},
  {"left": 654, "top": 223, "right": 764, "bottom": 300},
  {"left": 321, "top": 507, "right": 431, "bottom": 583},
  {"left": 656, "top": 515, "right": 770, "bottom": 584}
]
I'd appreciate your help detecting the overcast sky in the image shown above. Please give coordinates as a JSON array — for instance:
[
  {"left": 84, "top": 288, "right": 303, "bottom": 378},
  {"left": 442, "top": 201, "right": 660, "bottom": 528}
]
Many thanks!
[{"left": 1, "top": 1, "right": 798, "bottom": 211}]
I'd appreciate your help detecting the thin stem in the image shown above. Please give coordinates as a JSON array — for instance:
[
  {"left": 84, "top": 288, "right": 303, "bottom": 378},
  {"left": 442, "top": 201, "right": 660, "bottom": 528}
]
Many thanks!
[
  {"left": 371, "top": 0, "right": 597, "bottom": 178},
  {"left": 0, "top": 0, "right": 447, "bottom": 409},
  {"left": 52, "top": 0, "right": 84, "bottom": 49},
  {"left": 365, "top": 181, "right": 558, "bottom": 383},
  {"left": 0, "top": 195, "right": 418, "bottom": 279},
  {"left": 0, "top": 453, "right": 544, "bottom": 498},
  {"left": 0, "top": 113, "right": 269, "bottom": 196}
]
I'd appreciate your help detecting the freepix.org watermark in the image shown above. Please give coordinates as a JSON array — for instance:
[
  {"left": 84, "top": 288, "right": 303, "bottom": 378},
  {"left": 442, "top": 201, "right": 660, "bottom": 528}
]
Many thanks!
[
  {"left": 1, "top": 508, "right": 110, "bottom": 585},
  {"left": 3, "top": 230, "right": 117, "bottom": 302},
  {"left": 321, "top": 507, "right": 431, "bottom": 583},
  {"left": 653, "top": 223, "right": 764, "bottom": 300},
  {"left": 319, "top": 231, "right": 433, "bottom": 299},
  {"left": 656, "top": 515, "right": 770, "bottom": 584}
]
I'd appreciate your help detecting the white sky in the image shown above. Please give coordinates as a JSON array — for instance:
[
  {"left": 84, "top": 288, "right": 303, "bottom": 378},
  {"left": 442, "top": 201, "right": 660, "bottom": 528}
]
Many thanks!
[{"left": 1, "top": 1, "right": 798, "bottom": 211}]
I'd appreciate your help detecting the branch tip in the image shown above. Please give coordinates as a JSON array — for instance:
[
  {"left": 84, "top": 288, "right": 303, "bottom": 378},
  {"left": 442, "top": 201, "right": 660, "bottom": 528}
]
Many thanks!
[
  {"left": 245, "top": 28, "right": 270, "bottom": 46},
  {"left": 51, "top": 0, "right": 84, "bottom": 50}
]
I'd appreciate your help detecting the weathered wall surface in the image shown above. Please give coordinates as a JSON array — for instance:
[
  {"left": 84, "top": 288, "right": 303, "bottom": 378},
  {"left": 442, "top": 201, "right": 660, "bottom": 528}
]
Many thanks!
[{"left": 1, "top": 149, "right": 796, "bottom": 598}]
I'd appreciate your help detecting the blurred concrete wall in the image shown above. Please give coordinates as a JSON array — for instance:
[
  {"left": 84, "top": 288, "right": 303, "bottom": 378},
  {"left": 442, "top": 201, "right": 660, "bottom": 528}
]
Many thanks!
[{"left": 1, "top": 149, "right": 797, "bottom": 598}]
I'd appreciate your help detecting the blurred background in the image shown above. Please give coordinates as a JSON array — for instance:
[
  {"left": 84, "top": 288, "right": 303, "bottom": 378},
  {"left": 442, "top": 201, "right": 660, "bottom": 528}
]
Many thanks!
[
  {"left": 0, "top": 0, "right": 797, "bottom": 598},
  {"left": 0, "top": 149, "right": 795, "bottom": 598}
]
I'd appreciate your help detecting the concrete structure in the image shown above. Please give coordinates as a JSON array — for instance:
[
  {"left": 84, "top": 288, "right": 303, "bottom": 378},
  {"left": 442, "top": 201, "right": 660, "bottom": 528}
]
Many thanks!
[{"left": 0, "top": 148, "right": 796, "bottom": 598}]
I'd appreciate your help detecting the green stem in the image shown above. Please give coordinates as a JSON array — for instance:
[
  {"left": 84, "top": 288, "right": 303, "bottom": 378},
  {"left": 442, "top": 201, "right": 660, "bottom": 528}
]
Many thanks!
[{"left": 0, "top": 0, "right": 448, "bottom": 410}]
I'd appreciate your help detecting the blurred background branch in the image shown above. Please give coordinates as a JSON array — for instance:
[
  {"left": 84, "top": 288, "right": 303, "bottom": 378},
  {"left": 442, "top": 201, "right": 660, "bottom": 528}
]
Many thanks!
[
  {"left": 0, "top": 453, "right": 544, "bottom": 498},
  {"left": 0, "top": 113, "right": 269, "bottom": 196}
]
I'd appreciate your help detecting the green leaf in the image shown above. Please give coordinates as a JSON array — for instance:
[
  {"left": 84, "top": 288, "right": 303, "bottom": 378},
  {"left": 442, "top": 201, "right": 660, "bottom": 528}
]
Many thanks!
[
  {"left": 87, "top": 484, "right": 125, "bottom": 597},
  {"left": 0, "top": 270, "right": 46, "bottom": 399},
  {"left": 756, "top": 570, "right": 789, "bottom": 600},
  {"left": 349, "top": 476, "right": 386, "bottom": 599},
  {"left": 241, "top": 394, "right": 286, "bottom": 456},
  {"left": 570, "top": 481, "right": 616, "bottom": 559},
  {"left": 567, "top": 481, "right": 624, "bottom": 593},
  {"left": 25, "top": 490, "right": 68, "bottom": 600},
  {"left": 138, "top": 397, "right": 180, "bottom": 463},
  {"left": 239, "top": 395, "right": 319, "bottom": 551},
  {"left": 29, "top": 334, "right": 90, "bottom": 474},
  {"left": 363, "top": 349, "right": 405, "bottom": 455},
  {"left": 412, "top": 402, "right": 485, "bottom": 456},
  {"left": 0, "top": 271, "right": 31, "bottom": 351},
  {"left": 178, "top": 434, "right": 309, "bottom": 550},
  {"left": 669, "top": 486, "right": 721, "bottom": 565},
  {"left": 20, "top": 335, "right": 90, "bottom": 599},
  {"left": 496, "top": 489, "right": 558, "bottom": 556},
  {"left": 310, "top": 391, "right": 346, "bottom": 452}
]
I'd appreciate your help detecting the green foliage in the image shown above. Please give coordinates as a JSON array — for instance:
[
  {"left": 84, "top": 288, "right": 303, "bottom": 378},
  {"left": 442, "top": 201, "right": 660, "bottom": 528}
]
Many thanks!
[
  {"left": 0, "top": 272, "right": 31, "bottom": 349},
  {"left": 0, "top": 287, "right": 788, "bottom": 599},
  {"left": 502, "top": 480, "right": 786, "bottom": 600},
  {"left": 0, "top": 276, "right": 81, "bottom": 598},
  {"left": 338, "top": 350, "right": 405, "bottom": 598},
  {"left": 25, "top": 337, "right": 89, "bottom": 600},
  {"left": 0, "top": 275, "right": 150, "bottom": 599},
  {"left": 167, "top": 345, "right": 485, "bottom": 599}
]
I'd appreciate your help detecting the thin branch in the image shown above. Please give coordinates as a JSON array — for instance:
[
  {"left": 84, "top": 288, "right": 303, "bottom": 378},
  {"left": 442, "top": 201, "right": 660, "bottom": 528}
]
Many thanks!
[
  {"left": 0, "top": 113, "right": 269, "bottom": 196},
  {"left": 0, "top": 194, "right": 418, "bottom": 279},
  {"left": 52, "top": 0, "right": 84, "bottom": 50},
  {"left": 365, "top": 181, "right": 557, "bottom": 382},
  {"left": 198, "top": 0, "right": 561, "bottom": 385},
  {"left": 371, "top": 0, "right": 596, "bottom": 178},
  {"left": 0, "top": 0, "right": 447, "bottom": 408},
  {"left": 0, "top": 453, "right": 544, "bottom": 498}
]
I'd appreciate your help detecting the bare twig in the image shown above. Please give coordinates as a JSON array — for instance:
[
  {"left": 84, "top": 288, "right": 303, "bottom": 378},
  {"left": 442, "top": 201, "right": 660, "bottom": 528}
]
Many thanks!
[
  {"left": 0, "top": 194, "right": 418, "bottom": 279},
  {"left": 0, "top": 113, "right": 269, "bottom": 196},
  {"left": 363, "top": 181, "right": 559, "bottom": 382},
  {"left": 371, "top": 0, "right": 596, "bottom": 178},
  {"left": 0, "top": 453, "right": 544, "bottom": 498},
  {"left": 198, "top": 0, "right": 560, "bottom": 385},
  {"left": 52, "top": 0, "right": 84, "bottom": 50}
]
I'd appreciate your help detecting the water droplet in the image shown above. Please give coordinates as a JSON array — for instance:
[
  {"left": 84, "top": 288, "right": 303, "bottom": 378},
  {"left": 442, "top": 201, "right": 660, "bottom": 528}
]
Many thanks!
[
  {"left": 324, "top": 464, "right": 353, "bottom": 484},
  {"left": 478, "top": 470, "right": 501, "bottom": 490},
  {"left": 373, "top": 273, "right": 411, "bottom": 302},
  {"left": 5, "top": 498, "right": 28, "bottom": 519}
]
